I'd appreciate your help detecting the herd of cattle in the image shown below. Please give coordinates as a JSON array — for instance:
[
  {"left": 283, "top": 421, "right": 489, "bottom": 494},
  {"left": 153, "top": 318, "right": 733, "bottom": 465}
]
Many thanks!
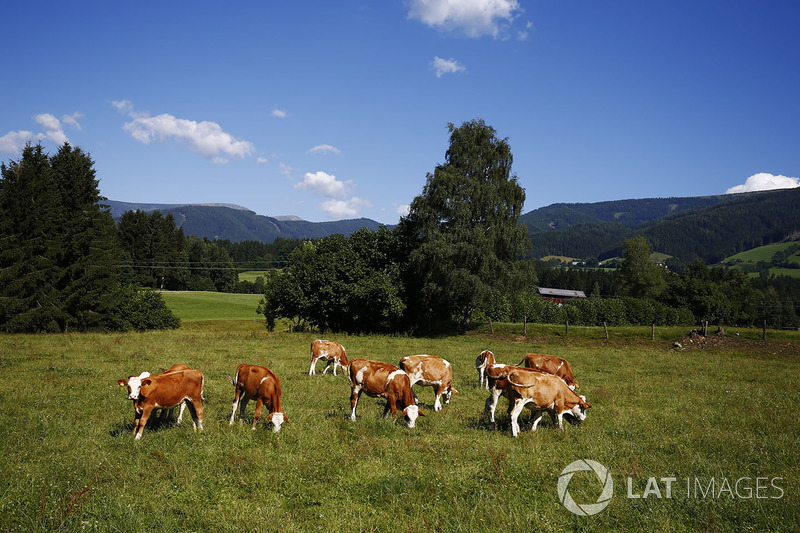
[{"left": 117, "top": 339, "right": 591, "bottom": 439}]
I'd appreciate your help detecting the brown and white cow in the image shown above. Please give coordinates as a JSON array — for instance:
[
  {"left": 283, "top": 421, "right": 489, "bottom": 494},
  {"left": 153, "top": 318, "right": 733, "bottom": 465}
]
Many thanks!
[
  {"left": 476, "top": 349, "right": 500, "bottom": 389},
  {"left": 399, "top": 355, "right": 458, "bottom": 411},
  {"left": 504, "top": 369, "right": 591, "bottom": 437},
  {"left": 118, "top": 364, "right": 192, "bottom": 423},
  {"left": 517, "top": 353, "right": 579, "bottom": 390},
  {"left": 348, "top": 358, "right": 425, "bottom": 427},
  {"left": 228, "top": 364, "right": 287, "bottom": 432},
  {"left": 120, "top": 369, "right": 205, "bottom": 440},
  {"left": 309, "top": 339, "right": 349, "bottom": 376},
  {"left": 477, "top": 351, "right": 547, "bottom": 423}
]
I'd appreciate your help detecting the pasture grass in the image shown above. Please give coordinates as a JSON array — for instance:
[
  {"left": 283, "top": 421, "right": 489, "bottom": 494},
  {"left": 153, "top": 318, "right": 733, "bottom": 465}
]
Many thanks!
[
  {"left": 158, "top": 291, "right": 263, "bottom": 321},
  {"left": 0, "top": 320, "right": 798, "bottom": 532},
  {"left": 237, "top": 270, "right": 271, "bottom": 283}
]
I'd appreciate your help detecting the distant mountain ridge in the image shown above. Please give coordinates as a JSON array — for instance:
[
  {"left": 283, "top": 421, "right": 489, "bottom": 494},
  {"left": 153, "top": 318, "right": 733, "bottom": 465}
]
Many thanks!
[
  {"left": 522, "top": 188, "right": 800, "bottom": 263},
  {"left": 104, "top": 200, "right": 386, "bottom": 243},
  {"left": 105, "top": 189, "right": 800, "bottom": 262}
]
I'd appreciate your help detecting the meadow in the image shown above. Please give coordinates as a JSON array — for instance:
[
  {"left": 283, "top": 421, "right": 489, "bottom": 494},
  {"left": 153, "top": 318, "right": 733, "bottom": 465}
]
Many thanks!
[{"left": 0, "top": 295, "right": 798, "bottom": 532}]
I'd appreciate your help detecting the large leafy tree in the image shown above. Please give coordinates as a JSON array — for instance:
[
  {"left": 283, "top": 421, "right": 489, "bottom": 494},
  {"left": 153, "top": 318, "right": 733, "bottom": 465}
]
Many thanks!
[
  {"left": 398, "top": 119, "right": 532, "bottom": 332},
  {"left": 615, "top": 236, "right": 666, "bottom": 299},
  {"left": 260, "top": 228, "right": 405, "bottom": 333}
]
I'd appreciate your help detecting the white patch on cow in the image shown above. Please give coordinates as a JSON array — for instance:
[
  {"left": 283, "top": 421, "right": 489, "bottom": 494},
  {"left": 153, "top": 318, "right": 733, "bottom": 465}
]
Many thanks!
[
  {"left": 355, "top": 366, "right": 367, "bottom": 385},
  {"left": 259, "top": 377, "right": 268, "bottom": 386},
  {"left": 385, "top": 369, "right": 405, "bottom": 387},
  {"left": 270, "top": 412, "right": 285, "bottom": 432}
]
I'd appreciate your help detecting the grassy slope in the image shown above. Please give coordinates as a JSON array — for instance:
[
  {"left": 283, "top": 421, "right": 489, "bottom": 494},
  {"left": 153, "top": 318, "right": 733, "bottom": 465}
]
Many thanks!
[
  {"left": 0, "top": 316, "right": 798, "bottom": 532},
  {"left": 159, "top": 291, "right": 263, "bottom": 321}
]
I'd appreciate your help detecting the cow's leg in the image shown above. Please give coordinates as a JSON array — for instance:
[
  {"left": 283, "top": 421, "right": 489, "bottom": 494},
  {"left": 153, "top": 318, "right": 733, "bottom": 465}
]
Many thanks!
[
  {"left": 252, "top": 398, "right": 264, "bottom": 430},
  {"left": 385, "top": 395, "right": 398, "bottom": 421},
  {"left": 176, "top": 402, "right": 186, "bottom": 425},
  {"left": 186, "top": 398, "right": 203, "bottom": 432},
  {"left": 322, "top": 360, "right": 332, "bottom": 375},
  {"left": 349, "top": 386, "right": 361, "bottom": 421},
  {"left": 508, "top": 400, "right": 527, "bottom": 438},
  {"left": 134, "top": 406, "right": 154, "bottom": 440},
  {"left": 555, "top": 411, "right": 564, "bottom": 429},
  {"left": 485, "top": 388, "right": 502, "bottom": 422},
  {"left": 530, "top": 410, "right": 544, "bottom": 431},
  {"left": 308, "top": 356, "right": 318, "bottom": 376},
  {"left": 229, "top": 388, "right": 242, "bottom": 425}
]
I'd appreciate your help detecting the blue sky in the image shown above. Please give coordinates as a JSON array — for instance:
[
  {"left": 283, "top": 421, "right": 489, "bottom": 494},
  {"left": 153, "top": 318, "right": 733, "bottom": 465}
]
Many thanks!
[{"left": 2, "top": 1, "right": 799, "bottom": 224}]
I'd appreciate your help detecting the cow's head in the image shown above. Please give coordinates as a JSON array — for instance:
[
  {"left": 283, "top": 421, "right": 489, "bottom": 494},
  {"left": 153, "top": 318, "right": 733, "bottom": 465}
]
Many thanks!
[
  {"left": 401, "top": 405, "right": 425, "bottom": 428},
  {"left": 567, "top": 395, "right": 591, "bottom": 422},
  {"left": 269, "top": 412, "right": 287, "bottom": 433},
  {"left": 443, "top": 385, "right": 459, "bottom": 405},
  {"left": 117, "top": 372, "right": 150, "bottom": 400}
]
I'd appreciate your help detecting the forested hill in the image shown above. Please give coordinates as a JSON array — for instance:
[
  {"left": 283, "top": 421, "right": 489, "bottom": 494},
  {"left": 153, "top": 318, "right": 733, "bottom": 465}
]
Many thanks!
[
  {"left": 105, "top": 200, "right": 386, "bottom": 243},
  {"left": 520, "top": 194, "right": 732, "bottom": 231},
  {"left": 525, "top": 188, "right": 800, "bottom": 263}
]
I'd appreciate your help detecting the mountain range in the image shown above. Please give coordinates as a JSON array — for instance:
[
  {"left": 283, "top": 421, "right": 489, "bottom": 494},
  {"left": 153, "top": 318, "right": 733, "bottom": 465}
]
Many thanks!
[{"left": 106, "top": 187, "right": 800, "bottom": 264}]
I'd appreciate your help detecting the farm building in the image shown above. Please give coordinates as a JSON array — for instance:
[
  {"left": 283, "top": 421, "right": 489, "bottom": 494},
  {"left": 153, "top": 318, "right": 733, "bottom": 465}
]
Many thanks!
[{"left": 538, "top": 287, "right": 587, "bottom": 304}]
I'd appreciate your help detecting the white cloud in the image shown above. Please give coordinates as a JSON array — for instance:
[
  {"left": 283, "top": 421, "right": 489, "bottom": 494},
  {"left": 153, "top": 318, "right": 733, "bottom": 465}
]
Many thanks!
[
  {"left": 121, "top": 110, "right": 254, "bottom": 160},
  {"left": 257, "top": 157, "right": 268, "bottom": 164},
  {"left": 0, "top": 130, "right": 40, "bottom": 154},
  {"left": 34, "top": 113, "right": 69, "bottom": 145},
  {"left": 112, "top": 100, "right": 134, "bottom": 114},
  {"left": 0, "top": 111, "right": 83, "bottom": 154},
  {"left": 726, "top": 173, "right": 800, "bottom": 194},
  {"left": 396, "top": 204, "right": 411, "bottom": 217},
  {"left": 308, "top": 144, "right": 341, "bottom": 155},
  {"left": 409, "top": 0, "right": 521, "bottom": 38},
  {"left": 61, "top": 112, "right": 84, "bottom": 130},
  {"left": 432, "top": 56, "right": 466, "bottom": 78},
  {"left": 295, "top": 171, "right": 352, "bottom": 198},
  {"left": 272, "top": 109, "right": 288, "bottom": 118},
  {"left": 321, "top": 197, "right": 372, "bottom": 218}
]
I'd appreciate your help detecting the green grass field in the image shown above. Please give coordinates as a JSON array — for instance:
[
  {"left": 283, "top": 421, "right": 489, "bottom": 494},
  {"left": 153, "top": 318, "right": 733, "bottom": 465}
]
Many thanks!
[
  {"left": 159, "top": 291, "right": 263, "bottom": 321},
  {"left": 1, "top": 298, "right": 798, "bottom": 531},
  {"left": 238, "top": 270, "right": 271, "bottom": 283}
]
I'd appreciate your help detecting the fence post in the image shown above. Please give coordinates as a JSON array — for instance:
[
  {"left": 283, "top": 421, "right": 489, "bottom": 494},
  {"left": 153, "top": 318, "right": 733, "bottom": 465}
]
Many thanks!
[
  {"left": 652, "top": 324, "right": 655, "bottom": 341},
  {"left": 603, "top": 322, "right": 609, "bottom": 340},
  {"left": 489, "top": 317, "right": 494, "bottom": 335},
  {"left": 565, "top": 319, "right": 569, "bottom": 337},
  {"left": 523, "top": 316, "right": 527, "bottom": 336},
  {"left": 763, "top": 320, "right": 767, "bottom": 341}
]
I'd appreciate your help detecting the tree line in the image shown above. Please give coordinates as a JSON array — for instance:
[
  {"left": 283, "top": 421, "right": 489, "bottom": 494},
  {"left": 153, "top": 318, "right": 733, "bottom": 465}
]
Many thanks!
[{"left": 3, "top": 125, "right": 798, "bottom": 334}]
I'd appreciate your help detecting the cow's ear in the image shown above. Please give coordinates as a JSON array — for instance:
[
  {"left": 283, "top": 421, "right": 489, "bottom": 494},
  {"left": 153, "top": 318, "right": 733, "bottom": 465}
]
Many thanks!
[
  {"left": 282, "top": 413, "right": 289, "bottom": 423},
  {"left": 117, "top": 379, "right": 127, "bottom": 387},
  {"left": 451, "top": 387, "right": 460, "bottom": 394},
  {"left": 418, "top": 409, "right": 426, "bottom": 417},
  {"left": 141, "top": 378, "right": 152, "bottom": 388},
  {"left": 585, "top": 402, "right": 592, "bottom": 409}
]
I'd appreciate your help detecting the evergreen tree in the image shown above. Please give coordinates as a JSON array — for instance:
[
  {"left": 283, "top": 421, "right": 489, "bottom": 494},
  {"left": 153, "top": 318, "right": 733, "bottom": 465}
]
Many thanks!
[
  {"left": 0, "top": 142, "right": 179, "bottom": 332},
  {"left": 0, "top": 144, "right": 66, "bottom": 331},
  {"left": 49, "top": 143, "right": 124, "bottom": 330}
]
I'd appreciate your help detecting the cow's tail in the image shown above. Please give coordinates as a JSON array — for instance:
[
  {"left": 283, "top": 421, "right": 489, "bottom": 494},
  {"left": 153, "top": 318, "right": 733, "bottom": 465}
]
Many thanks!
[{"left": 201, "top": 374, "right": 208, "bottom": 402}]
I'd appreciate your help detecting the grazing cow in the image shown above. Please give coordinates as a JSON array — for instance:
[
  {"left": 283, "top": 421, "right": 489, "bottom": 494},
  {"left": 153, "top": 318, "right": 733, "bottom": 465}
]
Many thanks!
[
  {"left": 399, "top": 355, "right": 458, "bottom": 411},
  {"left": 476, "top": 349, "right": 501, "bottom": 389},
  {"left": 122, "top": 369, "right": 205, "bottom": 440},
  {"left": 309, "top": 339, "right": 349, "bottom": 376},
  {"left": 504, "top": 369, "right": 591, "bottom": 437},
  {"left": 477, "top": 351, "right": 547, "bottom": 423},
  {"left": 348, "top": 358, "right": 425, "bottom": 427},
  {"left": 518, "top": 353, "right": 579, "bottom": 390},
  {"left": 228, "top": 364, "right": 287, "bottom": 432},
  {"left": 118, "top": 364, "right": 192, "bottom": 423}
]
